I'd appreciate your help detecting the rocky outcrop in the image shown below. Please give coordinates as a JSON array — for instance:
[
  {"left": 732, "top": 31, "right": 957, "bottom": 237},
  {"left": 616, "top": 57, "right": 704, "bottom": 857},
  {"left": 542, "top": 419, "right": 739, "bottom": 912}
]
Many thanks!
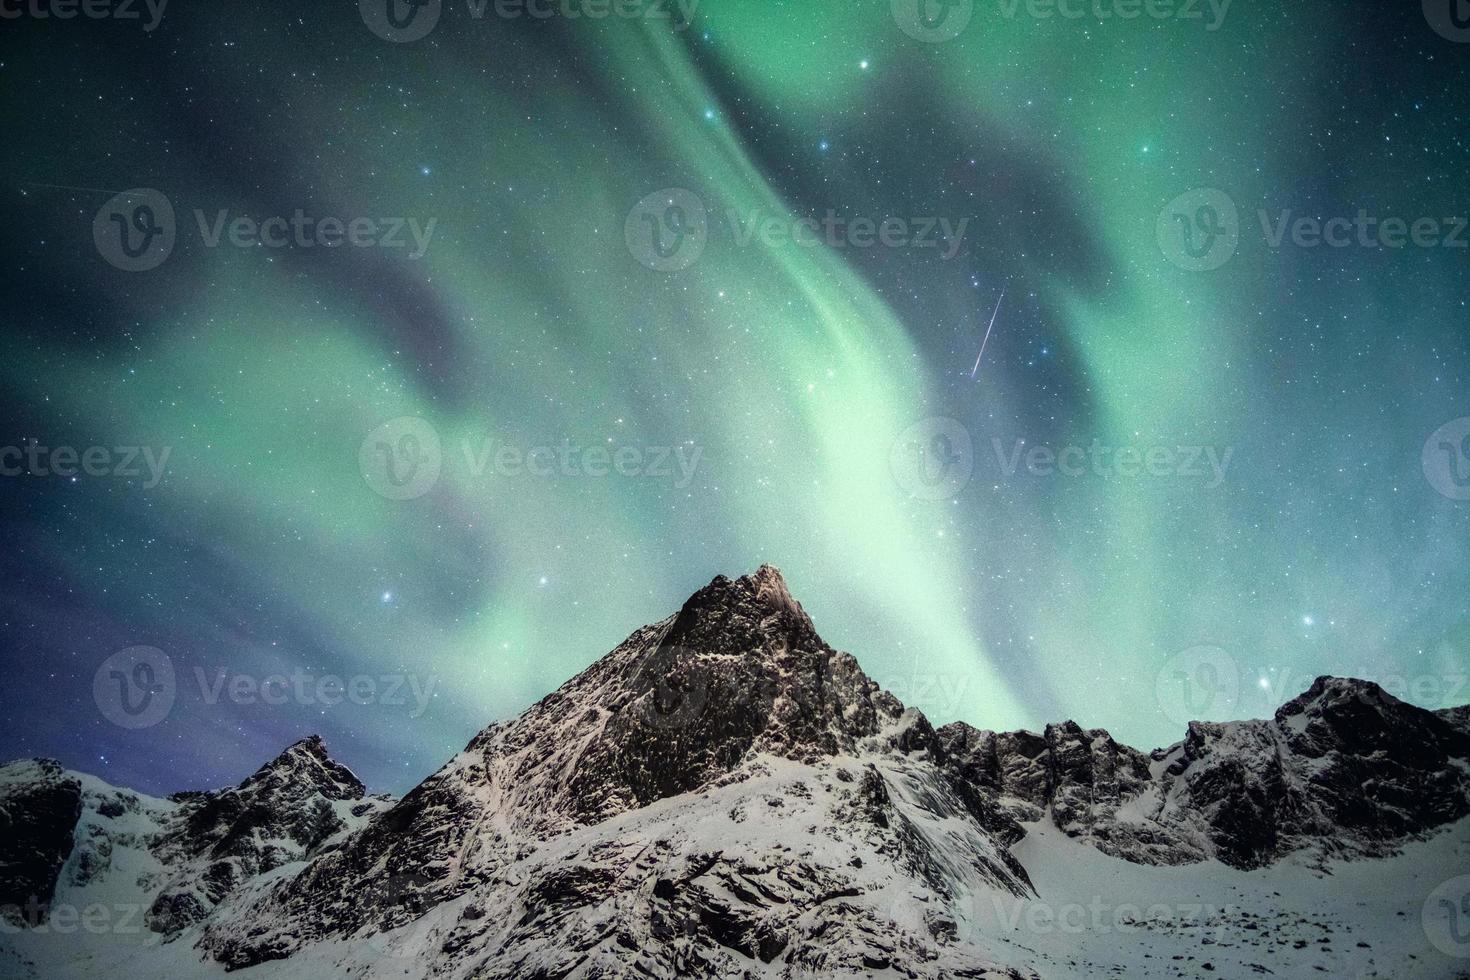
[
  {"left": 938, "top": 675, "right": 1470, "bottom": 870},
  {"left": 144, "top": 735, "right": 379, "bottom": 933},
  {"left": 0, "top": 760, "right": 83, "bottom": 926}
]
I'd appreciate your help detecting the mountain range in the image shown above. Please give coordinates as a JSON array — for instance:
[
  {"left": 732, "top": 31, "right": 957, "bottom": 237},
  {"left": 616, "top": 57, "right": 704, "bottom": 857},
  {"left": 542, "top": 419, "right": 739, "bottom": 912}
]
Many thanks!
[{"left": 4, "top": 566, "right": 1469, "bottom": 978}]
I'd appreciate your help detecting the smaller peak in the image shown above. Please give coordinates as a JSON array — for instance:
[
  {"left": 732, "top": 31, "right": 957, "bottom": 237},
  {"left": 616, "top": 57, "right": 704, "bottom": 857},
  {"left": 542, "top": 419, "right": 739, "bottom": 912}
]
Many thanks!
[
  {"left": 240, "top": 735, "right": 364, "bottom": 801},
  {"left": 1277, "top": 676, "right": 1392, "bottom": 714}
]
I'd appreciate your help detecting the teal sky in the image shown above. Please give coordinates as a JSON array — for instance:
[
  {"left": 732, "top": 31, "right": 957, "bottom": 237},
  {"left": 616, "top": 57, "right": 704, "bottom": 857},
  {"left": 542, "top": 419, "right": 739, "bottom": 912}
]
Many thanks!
[{"left": 2, "top": 0, "right": 1468, "bottom": 793}]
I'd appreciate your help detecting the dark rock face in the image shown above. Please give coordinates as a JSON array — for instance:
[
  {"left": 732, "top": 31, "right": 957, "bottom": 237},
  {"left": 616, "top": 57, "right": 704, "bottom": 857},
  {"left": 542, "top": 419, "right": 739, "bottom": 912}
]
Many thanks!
[
  {"left": 144, "top": 735, "right": 372, "bottom": 933},
  {"left": 1167, "top": 676, "right": 1470, "bottom": 867},
  {"left": 939, "top": 676, "right": 1470, "bottom": 870},
  {"left": 0, "top": 760, "right": 83, "bottom": 925}
]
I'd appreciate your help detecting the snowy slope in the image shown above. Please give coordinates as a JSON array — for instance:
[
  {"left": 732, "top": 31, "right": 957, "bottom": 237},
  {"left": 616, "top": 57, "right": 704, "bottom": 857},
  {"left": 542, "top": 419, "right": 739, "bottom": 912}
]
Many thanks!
[{"left": 3, "top": 566, "right": 1469, "bottom": 979}]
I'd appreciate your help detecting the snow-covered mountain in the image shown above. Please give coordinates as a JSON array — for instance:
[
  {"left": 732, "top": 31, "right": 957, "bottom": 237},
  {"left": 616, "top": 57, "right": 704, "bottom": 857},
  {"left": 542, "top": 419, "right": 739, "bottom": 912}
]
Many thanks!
[{"left": 3, "top": 566, "right": 1469, "bottom": 979}]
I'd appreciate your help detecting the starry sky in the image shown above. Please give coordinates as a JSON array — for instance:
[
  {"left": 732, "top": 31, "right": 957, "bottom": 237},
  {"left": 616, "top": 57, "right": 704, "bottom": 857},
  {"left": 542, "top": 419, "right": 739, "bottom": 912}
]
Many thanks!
[{"left": 2, "top": 0, "right": 1468, "bottom": 796}]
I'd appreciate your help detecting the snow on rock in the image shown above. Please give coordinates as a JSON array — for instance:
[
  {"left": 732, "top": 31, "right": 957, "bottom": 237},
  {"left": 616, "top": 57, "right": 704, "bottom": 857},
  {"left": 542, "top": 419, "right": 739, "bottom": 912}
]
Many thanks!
[
  {"left": 3, "top": 568, "right": 1470, "bottom": 979},
  {"left": 937, "top": 674, "right": 1470, "bottom": 871}
]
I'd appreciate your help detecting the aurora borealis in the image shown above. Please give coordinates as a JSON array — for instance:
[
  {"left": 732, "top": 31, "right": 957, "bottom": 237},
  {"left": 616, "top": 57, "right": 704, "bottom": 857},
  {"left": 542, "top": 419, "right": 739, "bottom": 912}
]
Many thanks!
[{"left": 2, "top": 0, "right": 1468, "bottom": 795}]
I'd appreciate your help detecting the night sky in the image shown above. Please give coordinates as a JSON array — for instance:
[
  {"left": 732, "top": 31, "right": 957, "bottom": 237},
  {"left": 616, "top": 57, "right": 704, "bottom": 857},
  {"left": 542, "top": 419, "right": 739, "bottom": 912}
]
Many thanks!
[{"left": 2, "top": 0, "right": 1468, "bottom": 796}]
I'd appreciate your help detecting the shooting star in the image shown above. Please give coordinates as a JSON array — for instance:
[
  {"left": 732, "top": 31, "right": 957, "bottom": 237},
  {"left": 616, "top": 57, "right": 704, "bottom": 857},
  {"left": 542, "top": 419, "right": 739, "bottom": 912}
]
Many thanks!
[{"left": 970, "top": 285, "right": 1005, "bottom": 380}]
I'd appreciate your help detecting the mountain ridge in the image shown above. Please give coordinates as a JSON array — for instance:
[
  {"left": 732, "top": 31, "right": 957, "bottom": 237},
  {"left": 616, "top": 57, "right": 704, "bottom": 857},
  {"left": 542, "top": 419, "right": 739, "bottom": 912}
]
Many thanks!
[{"left": 3, "top": 566, "right": 1469, "bottom": 979}]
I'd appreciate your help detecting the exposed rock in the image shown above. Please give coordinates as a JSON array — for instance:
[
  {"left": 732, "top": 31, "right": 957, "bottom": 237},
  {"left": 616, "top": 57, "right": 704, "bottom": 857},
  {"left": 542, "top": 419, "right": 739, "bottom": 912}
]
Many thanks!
[{"left": 0, "top": 760, "right": 83, "bottom": 925}]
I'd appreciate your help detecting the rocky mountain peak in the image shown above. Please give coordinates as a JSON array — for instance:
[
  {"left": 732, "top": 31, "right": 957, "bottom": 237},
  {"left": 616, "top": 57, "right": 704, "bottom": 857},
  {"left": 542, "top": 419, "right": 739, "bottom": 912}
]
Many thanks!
[
  {"left": 236, "top": 735, "right": 365, "bottom": 803},
  {"left": 663, "top": 564, "right": 820, "bottom": 657}
]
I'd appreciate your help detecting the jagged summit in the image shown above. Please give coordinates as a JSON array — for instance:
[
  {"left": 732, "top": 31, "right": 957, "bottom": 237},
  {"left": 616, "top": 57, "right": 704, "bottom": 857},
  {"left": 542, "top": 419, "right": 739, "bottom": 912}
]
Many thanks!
[
  {"left": 664, "top": 564, "right": 820, "bottom": 657},
  {"left": 235, "top": 734, "right": 366, "bottom": 802}
]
